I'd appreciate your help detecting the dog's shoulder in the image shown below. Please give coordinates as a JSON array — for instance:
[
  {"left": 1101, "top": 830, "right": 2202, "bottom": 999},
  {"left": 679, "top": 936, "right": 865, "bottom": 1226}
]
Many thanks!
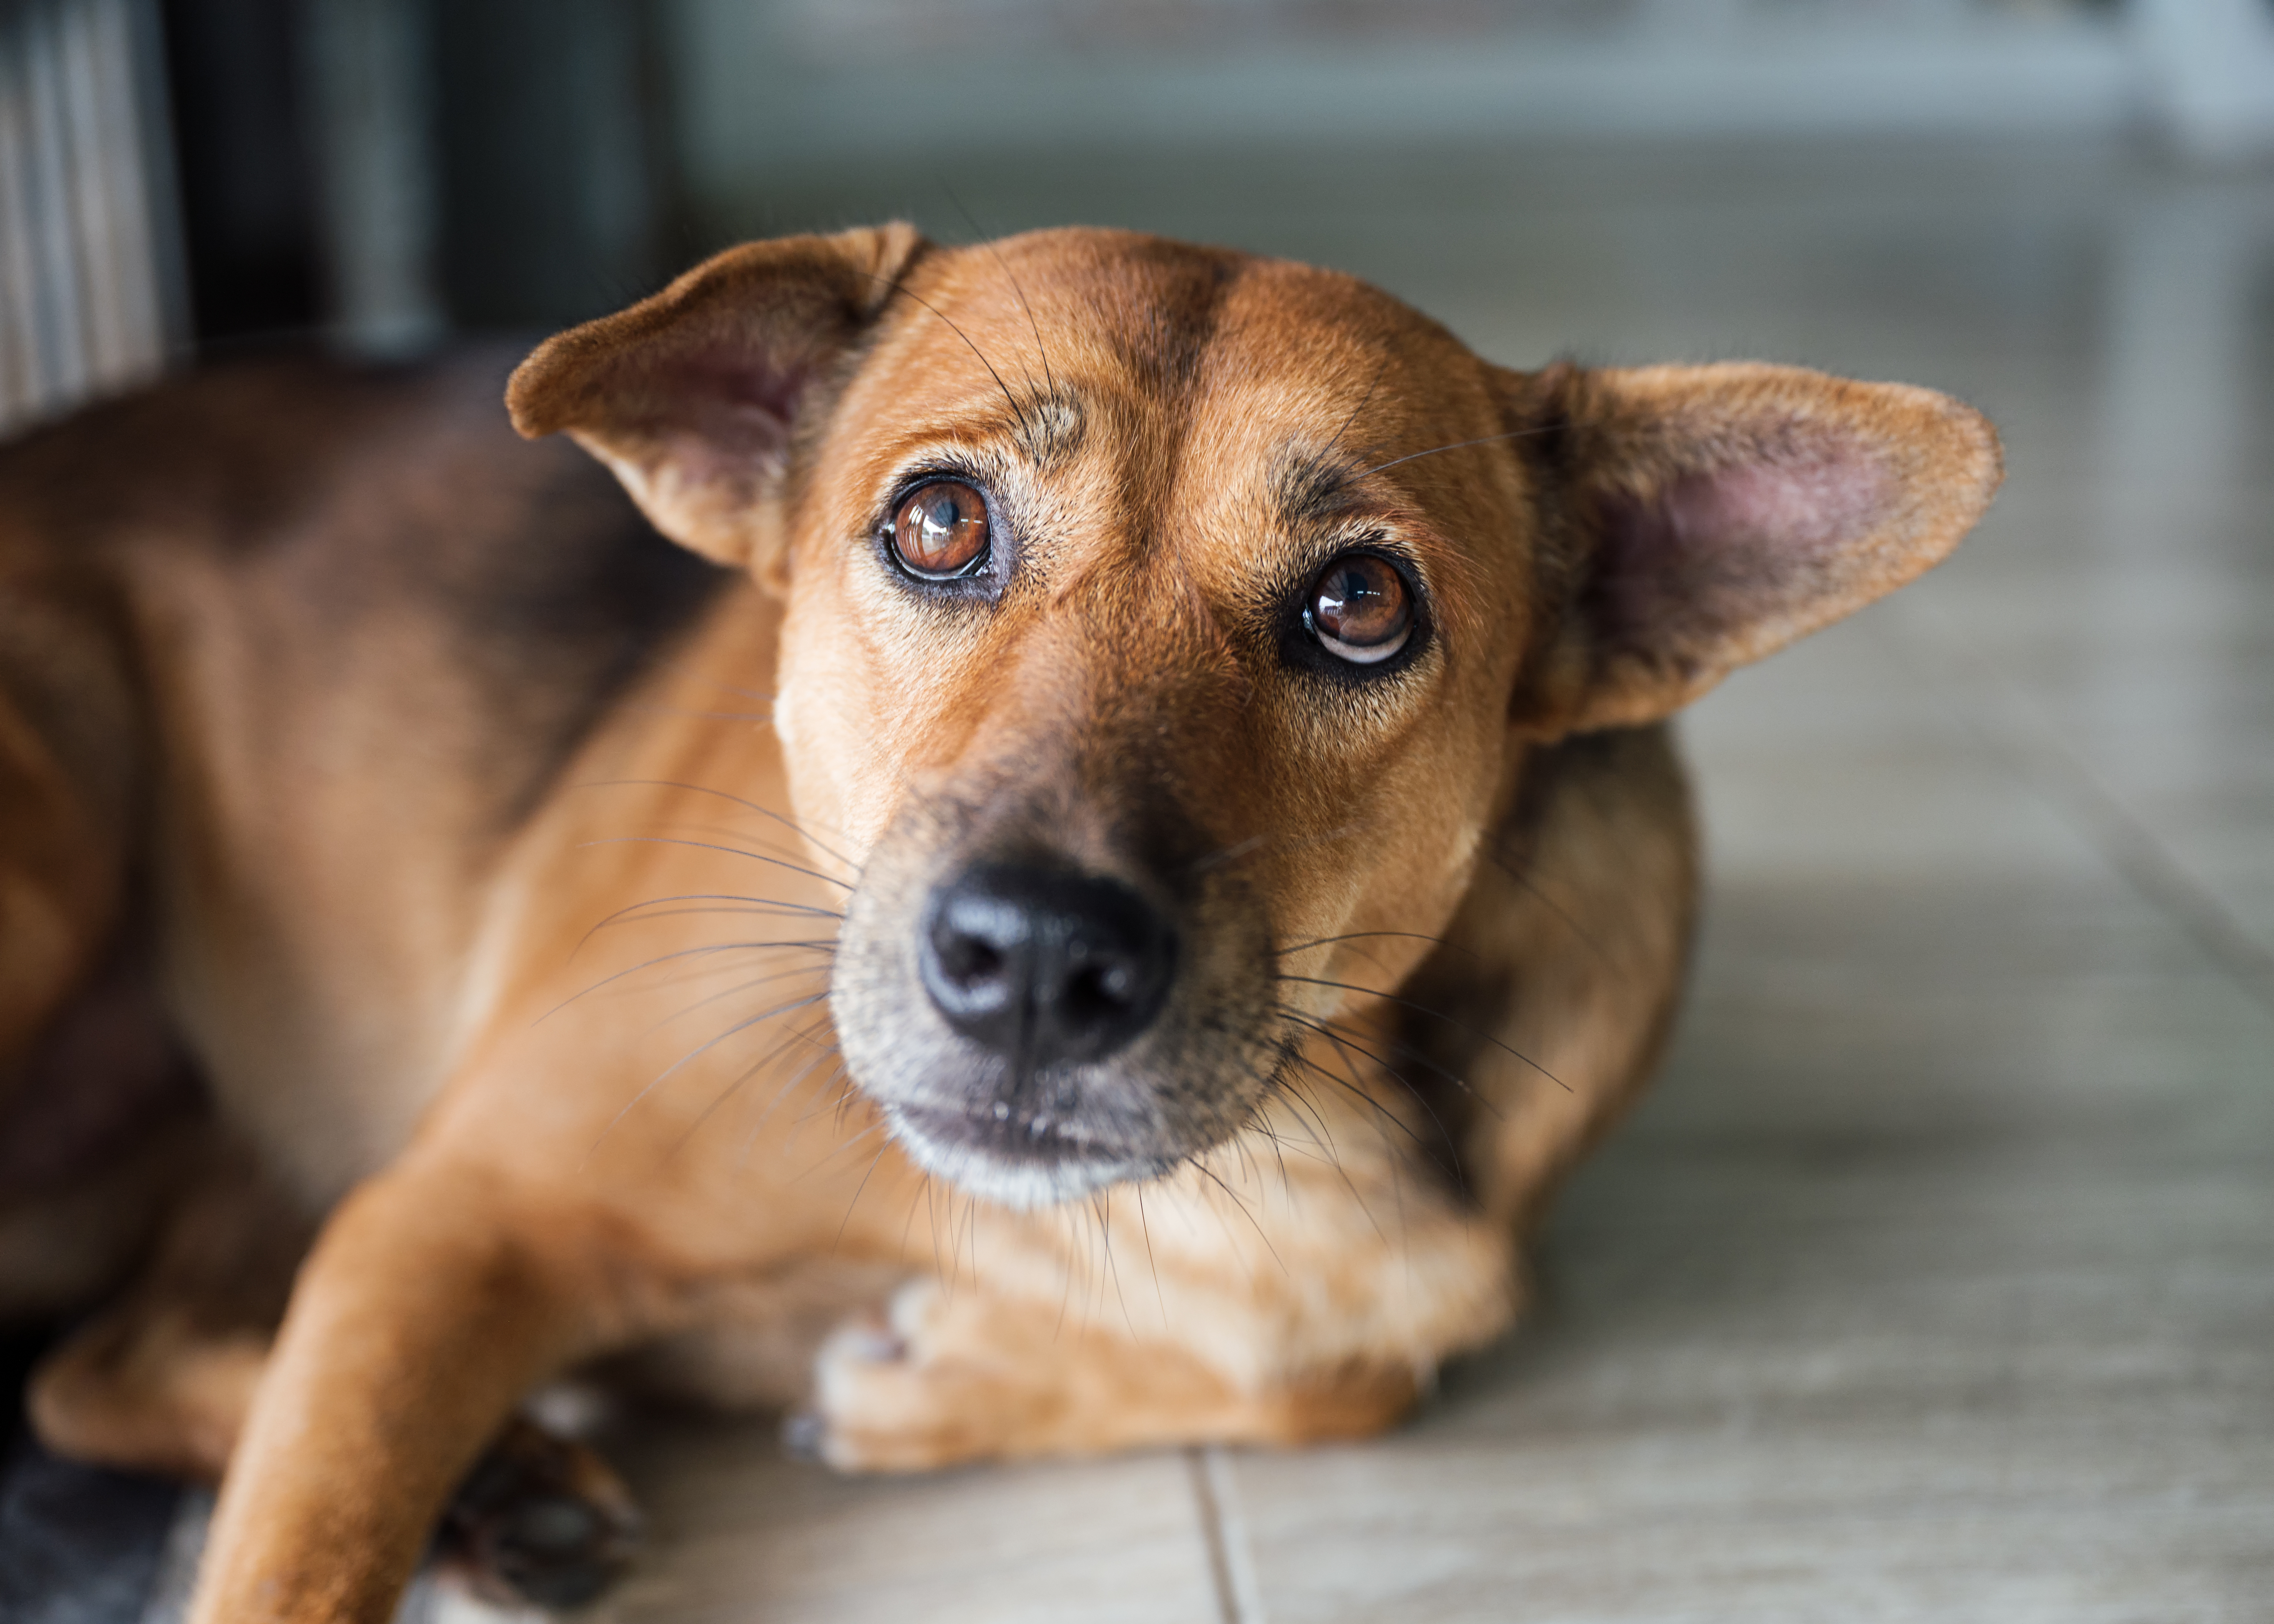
[{"left": 0, "top": 344, "right": 731, "bottom": 832}]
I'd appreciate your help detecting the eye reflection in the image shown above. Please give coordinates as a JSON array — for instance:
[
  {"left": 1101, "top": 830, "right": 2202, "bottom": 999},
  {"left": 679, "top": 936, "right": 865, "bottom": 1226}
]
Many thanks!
[{"left": 1307, "top": 553, "right": 1412, "bottom": 665}]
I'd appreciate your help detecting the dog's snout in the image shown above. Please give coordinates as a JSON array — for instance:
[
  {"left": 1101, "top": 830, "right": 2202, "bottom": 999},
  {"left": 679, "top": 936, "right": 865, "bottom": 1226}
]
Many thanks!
[{"left": 920, "top": 864, "right": 1176, "bottom": 1069}]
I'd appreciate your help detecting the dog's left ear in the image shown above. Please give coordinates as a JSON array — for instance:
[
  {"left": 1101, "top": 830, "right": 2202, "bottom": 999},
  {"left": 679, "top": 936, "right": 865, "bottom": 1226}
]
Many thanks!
[
  {"left": 1497, "top": 361, "right": 2002, "bottom": 737},
  {"left": 508, "top": 223, "right": 928, "bottom": 569}
]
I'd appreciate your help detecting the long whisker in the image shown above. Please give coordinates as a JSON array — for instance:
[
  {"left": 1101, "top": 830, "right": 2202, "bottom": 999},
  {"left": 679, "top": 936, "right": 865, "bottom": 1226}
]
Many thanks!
[
  {"left": 1188, "top": 1160, "right": 1286, "bottom": 1274},
  {"left": 1280, "top": 1022, "right": 1472, "bottom": 1194},
  {"left": 736, "top": 1036, "right": 845, "bottom": 1164},
  {"left": 587, "top": 905, "right": 842, "bottom": 934},
  {"left": 1260, "top": 1059, "right": 1393, "bottom": 1243},
  {"left": 1190, "top": 833, "right": 1268, "bottom": 875},
  {"left": 544, "top": 939, "right": 834, "bottom": 1021},
  {"left": 653, "top": 963, "right": 832, "bottom": 1032},
  {"left": 580, "top": 994, "right": 829, "bottom": 1165},
  {"left": 670, "top": 1019, "right": 837, "bottom": 1162},
  {"left": 869, "top": 274, "right": 1035, "bottom": 440},
  {"left": 1488, "top": 846, "right": 1616, "bottom": 969},
  {"left": 833, "top": 1137, "right": 896, "bottom": 1252},
  {"left": 1278, "top": 974, "right": 1567, "bottom": 1089},
  {"left": 1276, "top": 1003, "right": 1500, "bottom": 1118},
  {"left": 1191, "top": 819, "right": 1367, "bottom": 878},
  {"left": 577, "top": 780, "right": 864, "bottom": 877},
  {"left": 573, "top": 894, "right": 842, "bottom": 959},
  {"left": 648, "top": 989, "right": 833, "bottom": 1094},
  {"left": 1320, "top": 350, "right": 1393, "bottom": 464},
  {"left": 645, "top": 819, "right": 850, "bottom": 879},
  {"left": 942, "top": 183, "right": 1058, "bottom": 402},
  {"left": 1274, "top": 929, "right": 1454, "bottom": 959},
  {"left": 623, "top": 946, "right": 836, "bottom": 1001},
  {"left": 575, "top": 835, "right": 855, "bottom": 892},
  {"left": 1131, "top": 1181, "right": 1166, "bottom": 1323},
  {"left": 1353, "top": 422, "right": 1559, "bottom": 482}
]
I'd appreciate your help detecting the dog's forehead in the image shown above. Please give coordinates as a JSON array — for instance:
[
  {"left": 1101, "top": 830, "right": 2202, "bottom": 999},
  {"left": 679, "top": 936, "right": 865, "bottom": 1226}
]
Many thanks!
[
  {"left": 903, "top": 231, "right": 1462, "bottom": 404},
  {"left": 847, "top": 230, "right": 1508, "bottom": 547}
]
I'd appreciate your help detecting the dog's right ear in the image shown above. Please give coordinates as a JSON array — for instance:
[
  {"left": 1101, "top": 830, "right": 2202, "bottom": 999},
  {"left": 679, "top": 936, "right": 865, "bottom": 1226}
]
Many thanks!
[
  {"left": 1493, "top": 359, "right": 2002, "bottom": 737},
  {"left": 507, "top": 223, "right": 927, "bottom": 569}
]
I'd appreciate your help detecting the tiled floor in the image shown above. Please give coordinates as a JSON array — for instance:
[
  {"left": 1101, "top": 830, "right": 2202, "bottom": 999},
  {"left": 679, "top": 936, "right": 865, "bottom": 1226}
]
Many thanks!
[{"left": 568, "top": 138, "right": 2274, "bottom": 1623}]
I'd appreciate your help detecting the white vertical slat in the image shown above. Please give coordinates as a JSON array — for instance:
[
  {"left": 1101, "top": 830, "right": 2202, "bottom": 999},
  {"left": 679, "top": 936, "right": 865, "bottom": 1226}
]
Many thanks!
[
  {"left": 306, "top": 0, "right": 442, "bottom": 356},
  {"left": 20, "top": 3, "right": 93, "bottom": 410},
  {"left": 0, "top": 0, "right": 182, "bottom": 437},
  {"left": 0, "top": 24, "right": 48, "bottom": 423},
  {"left": 58, "top": 0, "right": 130, "bottom": 384},
  {"left": 87, "top": 0, "right": 168, "bottom": 385}
]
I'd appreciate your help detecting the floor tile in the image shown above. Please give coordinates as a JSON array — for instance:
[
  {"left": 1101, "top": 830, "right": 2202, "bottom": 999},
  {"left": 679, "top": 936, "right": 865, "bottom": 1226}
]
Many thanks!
[{"left": 603, "top": 1425, "right": 1222, "bottom": 1624}]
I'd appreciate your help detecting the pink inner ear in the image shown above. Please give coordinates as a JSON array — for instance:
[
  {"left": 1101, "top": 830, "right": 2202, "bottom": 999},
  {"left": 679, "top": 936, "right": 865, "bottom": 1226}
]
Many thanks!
[
  {"left": 620, "top": 351, "right": 816, "bottom": 523},
  {"left": 1594, "top": 451, "right": 1890, "bottom": 653},
  {"left": 661, "top": 352, "right": 814, "bottom": 461},
  {"left": 1664, "top": 456, "right": 1885, "bottom": 562}
]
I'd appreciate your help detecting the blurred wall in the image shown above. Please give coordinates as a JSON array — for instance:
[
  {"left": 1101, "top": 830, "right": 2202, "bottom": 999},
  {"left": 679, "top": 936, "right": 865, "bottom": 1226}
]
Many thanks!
[
  {"left": 659, "top": 0, "right": 2274, "bottom": 246},
  {"left": 5, "top": 0, "right": 2274, "bottom": 435},
  {"left": 431, "top": 0, "right": 671, "bottom": 331}
]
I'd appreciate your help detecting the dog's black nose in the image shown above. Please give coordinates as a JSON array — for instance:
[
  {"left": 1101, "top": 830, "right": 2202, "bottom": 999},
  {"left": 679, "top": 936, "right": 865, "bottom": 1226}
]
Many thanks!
[{"left": 920, "top": 863, "right": 1176, "bottom": 1069}]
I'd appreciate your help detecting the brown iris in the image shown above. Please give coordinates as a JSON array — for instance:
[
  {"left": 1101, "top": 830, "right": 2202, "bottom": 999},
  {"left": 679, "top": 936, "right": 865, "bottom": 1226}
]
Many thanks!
[
  {"left": 891, "top": 479, "right": 990, "bottom": 577},
  {"left": 1307, "top": 553, "right": 1412, "bottom": 664}
]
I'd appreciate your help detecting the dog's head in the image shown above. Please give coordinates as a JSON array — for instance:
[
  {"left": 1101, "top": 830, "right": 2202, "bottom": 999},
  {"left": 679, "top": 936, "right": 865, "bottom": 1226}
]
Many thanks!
[{"left": 510, "top": 225, "right": 1999, "bottom": 1207}]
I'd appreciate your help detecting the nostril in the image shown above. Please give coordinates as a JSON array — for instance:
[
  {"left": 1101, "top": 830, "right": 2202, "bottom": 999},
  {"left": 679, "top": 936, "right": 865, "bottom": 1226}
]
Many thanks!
[
  {"left": 1063, "top": 954, "right": 1138, "bottom": 1020},
  {"left": 933, "top": 933, "right": 1003, "bottom": 989}
]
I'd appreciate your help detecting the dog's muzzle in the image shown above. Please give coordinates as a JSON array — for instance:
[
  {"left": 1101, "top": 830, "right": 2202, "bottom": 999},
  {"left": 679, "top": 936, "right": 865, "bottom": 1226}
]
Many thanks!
[
  {"left": 832, "top": 801, "right": 1277, "bottom": 1210},
  {"left": 868, "top": 861, "right": 1186, "bottom": 1205}
]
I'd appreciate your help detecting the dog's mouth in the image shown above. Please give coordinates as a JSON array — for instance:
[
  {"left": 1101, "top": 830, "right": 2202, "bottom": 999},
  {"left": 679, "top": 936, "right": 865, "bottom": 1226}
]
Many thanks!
[{"left": 884, "top": 1099, "right": 1178, "bottom": 1207}]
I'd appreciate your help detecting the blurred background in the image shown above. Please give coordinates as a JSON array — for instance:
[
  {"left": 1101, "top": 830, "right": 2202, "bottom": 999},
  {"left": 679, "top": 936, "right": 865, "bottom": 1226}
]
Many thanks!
[
  {"left": 5, "top": 3, "right": 2274, "bottom": 1620},
  {"left": 4, "top": 0, "right": 2274, "bottom": 422}
]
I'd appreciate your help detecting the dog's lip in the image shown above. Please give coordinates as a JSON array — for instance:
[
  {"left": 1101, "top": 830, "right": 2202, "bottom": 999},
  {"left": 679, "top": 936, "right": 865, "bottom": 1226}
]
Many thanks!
[{"left": 889, "top": 1099, "right": 1147, "bottom": 1167}]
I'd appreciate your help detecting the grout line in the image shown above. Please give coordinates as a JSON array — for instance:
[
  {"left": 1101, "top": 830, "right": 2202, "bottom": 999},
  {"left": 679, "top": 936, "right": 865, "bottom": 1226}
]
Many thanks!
[
  {"left": 1184, "top": 1444, "right": 1270, "bottom": 1624},
  {"left": 1882, "top": 600, "right": 2274, "bottom": 1021}
]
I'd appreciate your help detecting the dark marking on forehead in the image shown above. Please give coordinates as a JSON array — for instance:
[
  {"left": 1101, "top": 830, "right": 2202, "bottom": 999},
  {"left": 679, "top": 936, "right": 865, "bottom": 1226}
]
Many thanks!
[
  {"left": 1013, "top": 389, "right": 1086, "bottom": 471},
  {"left": 1114, "top": 249, "right": 1243, "bottom": 397},
  {"left": 1273, "top": 445, "right": 1370, "bottom": 529}
]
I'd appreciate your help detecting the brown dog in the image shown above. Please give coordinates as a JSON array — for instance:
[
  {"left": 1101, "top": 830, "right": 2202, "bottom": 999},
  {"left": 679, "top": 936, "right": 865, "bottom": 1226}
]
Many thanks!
[{"left": 0, "top": 224, "right": 1999, "bottom": 1619}]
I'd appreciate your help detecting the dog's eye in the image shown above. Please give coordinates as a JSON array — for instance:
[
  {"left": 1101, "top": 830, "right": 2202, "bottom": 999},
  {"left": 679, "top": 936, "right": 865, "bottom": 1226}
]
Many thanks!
[
  {"left": 891, "top": 480, "right": 990, "bottom": 577},
  {"left": 1305, "top": 553, "right": 1412, "bottom": 665}
]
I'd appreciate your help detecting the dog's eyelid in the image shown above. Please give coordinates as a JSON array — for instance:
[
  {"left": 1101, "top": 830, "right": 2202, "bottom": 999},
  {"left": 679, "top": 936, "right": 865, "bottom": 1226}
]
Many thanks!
[
  {"left": 1308, "top": 530, "right": 1426, "bottom": 588},
  {"left": 874, "top": 459, "right": 991, "bottom": 517}
]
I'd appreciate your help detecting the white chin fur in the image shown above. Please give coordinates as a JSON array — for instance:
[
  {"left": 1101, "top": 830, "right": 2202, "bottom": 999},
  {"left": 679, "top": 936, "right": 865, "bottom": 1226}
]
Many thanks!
[{"left": 885, "top": 1107, "right": 1158, "bottom": 1210}]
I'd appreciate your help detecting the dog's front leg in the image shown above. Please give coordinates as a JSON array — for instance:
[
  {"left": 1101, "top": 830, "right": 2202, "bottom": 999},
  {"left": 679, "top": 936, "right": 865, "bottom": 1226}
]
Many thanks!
[
  {"left": 186, "top": 1155, "right": 615, "bottom": 1624},
  {"left": 800, "top": 1279, "right": 1430, "bottom": 1472},
  {"left": 802, "top": 1135, "right": 1518, "bottom": 1472}
]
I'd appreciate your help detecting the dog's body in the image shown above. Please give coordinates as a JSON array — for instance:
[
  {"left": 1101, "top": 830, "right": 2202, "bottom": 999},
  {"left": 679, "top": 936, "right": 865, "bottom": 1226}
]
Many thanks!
[{"left": 0, "top": 227, "right": 1997, "bottom": 1621}]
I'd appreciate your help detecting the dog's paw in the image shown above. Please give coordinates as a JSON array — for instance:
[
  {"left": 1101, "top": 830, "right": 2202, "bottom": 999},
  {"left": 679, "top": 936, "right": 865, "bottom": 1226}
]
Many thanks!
[
  {"left": 440, "top": 1416, "right": 644, "bottom": 1610},
  {"left": 789, "top": 1280, "right": 1054, "bottom": 1473}
]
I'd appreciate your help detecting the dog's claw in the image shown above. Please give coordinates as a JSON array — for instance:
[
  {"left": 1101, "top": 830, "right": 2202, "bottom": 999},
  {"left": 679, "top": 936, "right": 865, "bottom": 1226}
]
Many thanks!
[{"left": 441, "top": 1416, "right": 643, "bottom": 1609}]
